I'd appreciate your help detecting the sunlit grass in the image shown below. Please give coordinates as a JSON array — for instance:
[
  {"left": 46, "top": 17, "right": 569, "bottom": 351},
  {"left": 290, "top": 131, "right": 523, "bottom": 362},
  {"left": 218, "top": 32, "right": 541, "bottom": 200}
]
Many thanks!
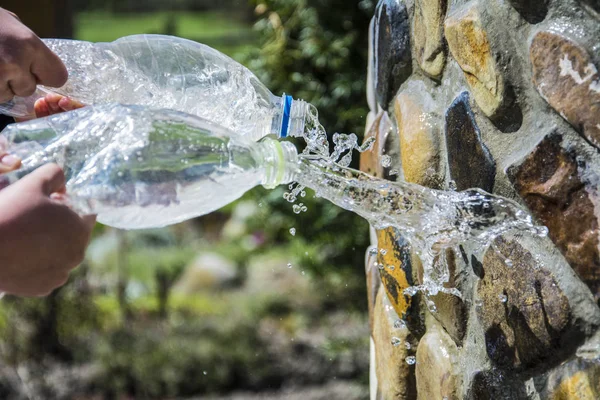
[{"left": 75, "top": 11, "right": 256, "bottom": 61}]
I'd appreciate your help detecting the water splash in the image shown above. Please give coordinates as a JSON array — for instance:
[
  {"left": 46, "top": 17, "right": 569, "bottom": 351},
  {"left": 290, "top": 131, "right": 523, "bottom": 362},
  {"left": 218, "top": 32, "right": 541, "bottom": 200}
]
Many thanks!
[
  {"left": 282, "top": 103, "right": 374, "bottom": 204},
  {"left": 289, "top": 155, "right": 547, "bottom": 298}
]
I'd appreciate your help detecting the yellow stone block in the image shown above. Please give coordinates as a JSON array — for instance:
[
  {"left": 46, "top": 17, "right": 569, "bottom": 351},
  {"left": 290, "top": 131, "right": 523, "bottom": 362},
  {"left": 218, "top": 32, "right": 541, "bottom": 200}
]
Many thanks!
[
  {"left": 445, "top": 3, "right": 505, "bottom": 117},
  {"left": 394, "top": 86, "right": 444, "bottom": 189}
]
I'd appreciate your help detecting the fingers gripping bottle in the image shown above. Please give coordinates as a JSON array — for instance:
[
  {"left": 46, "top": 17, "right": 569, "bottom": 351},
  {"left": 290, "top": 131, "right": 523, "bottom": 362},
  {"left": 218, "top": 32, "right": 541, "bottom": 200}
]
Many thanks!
[
  {"left": 0, "top": 104, "right": 299, "bottom": 229},
  {"left": 0, "top": 34, "right": 310, "bottom": 141}
]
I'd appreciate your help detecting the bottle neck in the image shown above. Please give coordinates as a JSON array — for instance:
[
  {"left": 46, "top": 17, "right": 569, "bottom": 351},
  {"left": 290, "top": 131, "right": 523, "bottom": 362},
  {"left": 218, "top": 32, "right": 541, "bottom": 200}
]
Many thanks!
[
  {"left": 270, "top": 94, "right": 308, "bottom": 139},
  {"left": 257, "top": 138, "right": 299, "bottom": 189}
]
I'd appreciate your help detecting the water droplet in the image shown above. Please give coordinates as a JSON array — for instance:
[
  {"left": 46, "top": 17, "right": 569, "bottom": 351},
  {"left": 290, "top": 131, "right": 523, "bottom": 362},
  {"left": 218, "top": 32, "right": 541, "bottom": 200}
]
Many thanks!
[
  {"left": 405, "top": 356, "right": 416, "bottom": 365},
  {"left": 388, "top": 265, "right": 395, "bottom": 271},
  {"left": 404, "top": 286, "right": 418, "bottom": 296},
  {"left": 300, "top": 191, "right": 306, "bottom": 197},
  {"left": 379, "top": 248, "right": 387, "bottom": 256},
  {"left": 117, "top": 171, "right": 124, "bottom": 177},
  {"left": 381, "top": 155, "right": 392, "bottom": 168},
  {"left": 203, "top": 371, "right": 207, "bottom": 375},
  {"left": 287, "top": 263, "right": 293, "bottom": 269},
  {"left": 405, "top": 341, "right": 411, "bottom": 350},
  {"left": 427, "top": 300, "right": 437, "bottom": 313},
  {"left": 393, "top": 319, "right": 406, "bottom": 329},
  {"left": 289, "top": 228, "right": 296, "bottom": 236},
  {"left": 293, "top": 204, "right": 302, "bottom": 214},
  {"left": 377, "top": 263, "right": 384, "bottom": 270},
  {"left": 391, "top": 337, "right": 402, "bottom": 347},
  {"left": 498, "top": 294, "right": 508, "bottom": 303},
  {"left": 504, "top": 258, "right": 513, "bottom": 267},
  {"left": 369, "top": 248, "right": 378, "bottom": 256}
]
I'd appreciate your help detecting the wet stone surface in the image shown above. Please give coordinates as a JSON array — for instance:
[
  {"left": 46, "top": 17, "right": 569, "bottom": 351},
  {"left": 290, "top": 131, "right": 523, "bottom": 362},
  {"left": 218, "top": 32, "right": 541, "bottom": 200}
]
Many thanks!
[
  {"left": 376, "top": 228, "right": 421, "bottom": 332},
  {"left": 508, "top": 133, "right": 600, "bottom": 301},
  {"left": 476, "top": 237, "right": 575, "bottom": 371},
  {"left": 540, "top": 357, "right": 600, "bottom": 399},
  {"left": 372, "top": 287, "right": 417, "bottom": 400},
  {"left": 360, "top": 111, "right": 392, "bottom": 179},
  {"left": 507, "top": 0, "right": 549, "bottom": 24},
  {"left": 444, "top": 2, "right": 506, "bottom": 118},
  {"left": 530, "top": 31, "right": 600, "bottom": 149},
  {"left": 366, "top": 246, "right": 381, "bottom": 331},
  {"left": 413, "top": 0, "right": 447, "bottom": 79},
  {"left": 445, "top": 92, "right": 496, "bottom": 192},
  {"left": 373, "top": 0, "right": 412, "bottom": 108},
  {"left": 394, "top": 82, "right": 445, "bottom": 189},
  {"left": 467, "top": 370, "right": 528, "bottom": 400},
  {"left": 580, "top": 0, "right": 600, "bottom": 16},
  {"left": 362, "top": 0, "right": 600, "bottom": 396},
  {"left": 415, "top": 248, "right": 468, "bottom": 345},
  {"left": 429, "top": 249, "right": 468, "bottom": 345},
  {"left": 415, "top": 321, "right": 461, "bottom": 400}
]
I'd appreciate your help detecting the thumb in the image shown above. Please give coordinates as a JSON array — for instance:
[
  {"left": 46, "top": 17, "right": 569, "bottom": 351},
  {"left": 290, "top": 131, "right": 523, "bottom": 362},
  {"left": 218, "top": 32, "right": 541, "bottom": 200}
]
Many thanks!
[
  {"left": 31, "top": 45, "right": 68, "bottom": 88},
  {"left": 27, "top": 163, "right": 66, "bottom": 195}
]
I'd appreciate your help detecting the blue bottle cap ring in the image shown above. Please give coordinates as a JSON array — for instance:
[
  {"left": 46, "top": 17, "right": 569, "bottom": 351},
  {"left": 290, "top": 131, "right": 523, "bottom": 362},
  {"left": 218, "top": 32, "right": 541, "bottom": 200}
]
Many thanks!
[{"left": 280, "top": 95, "right": 293, "bottom": 138}]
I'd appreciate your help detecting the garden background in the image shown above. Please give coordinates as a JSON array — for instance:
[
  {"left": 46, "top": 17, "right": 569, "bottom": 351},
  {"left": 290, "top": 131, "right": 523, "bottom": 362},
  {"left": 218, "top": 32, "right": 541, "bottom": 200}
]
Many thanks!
[{"left": 0, "top": 1, "right": 375, "bottom": 399}]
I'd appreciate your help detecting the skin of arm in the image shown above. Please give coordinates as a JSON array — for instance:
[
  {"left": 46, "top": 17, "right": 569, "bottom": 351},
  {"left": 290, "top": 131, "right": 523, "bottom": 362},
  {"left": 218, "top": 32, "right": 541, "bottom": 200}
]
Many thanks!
[
  {"left": 0, "top": 10, "right": 95, "bottom": 297},
  {"left": 0, "top": 7, "right": 68, "bottom": 102}
]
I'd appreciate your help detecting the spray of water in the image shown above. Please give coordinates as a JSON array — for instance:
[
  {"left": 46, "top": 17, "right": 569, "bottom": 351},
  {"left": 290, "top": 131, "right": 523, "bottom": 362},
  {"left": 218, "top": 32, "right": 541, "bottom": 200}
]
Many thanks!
[{"left": 286, "top": 104, "right": 547, "bottom": 298}]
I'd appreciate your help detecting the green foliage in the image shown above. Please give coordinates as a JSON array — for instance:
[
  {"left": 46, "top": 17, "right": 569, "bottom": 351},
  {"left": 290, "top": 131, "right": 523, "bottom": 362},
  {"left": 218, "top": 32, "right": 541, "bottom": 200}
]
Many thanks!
[
  {"left": 75, "top": 11, "right": 255, "bottom": 59},
  {"left": 245, "top": 186, "right": 370, "bottom": 311},
  {"left": 93, "top": 319, "right": 275, "bottom": 397},
  {"left": 239, "top": 0, "right": 376, "bottom": 312},
  {"left": 246, "top": 0, "right": 375, "bottom": 136}
]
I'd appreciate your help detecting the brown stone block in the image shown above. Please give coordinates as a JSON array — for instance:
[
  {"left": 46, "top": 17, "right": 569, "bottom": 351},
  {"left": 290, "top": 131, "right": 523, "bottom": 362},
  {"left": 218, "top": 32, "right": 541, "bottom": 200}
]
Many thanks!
[
  {"left": 530, "top": 31, "right": 600, "bottom": 148},
  {"left": 508, "top": 134, "right": 600, "bottom": 301},
  {"left": 476, "top": 237, "right": 576, "bottom": 371}
]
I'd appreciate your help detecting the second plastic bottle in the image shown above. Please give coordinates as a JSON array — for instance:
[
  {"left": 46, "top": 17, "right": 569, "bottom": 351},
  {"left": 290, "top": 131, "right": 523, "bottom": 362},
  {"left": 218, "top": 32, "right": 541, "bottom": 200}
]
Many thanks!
[{"left": 0, "top": 104, "right": 299, "bottom": 229}]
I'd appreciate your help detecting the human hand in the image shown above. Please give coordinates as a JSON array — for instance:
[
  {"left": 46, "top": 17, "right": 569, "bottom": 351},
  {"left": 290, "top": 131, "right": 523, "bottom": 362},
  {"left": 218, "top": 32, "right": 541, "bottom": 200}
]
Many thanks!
[
  {"left": 0, "top": 164, "right": 96, "bottom": 296},
  {"left": 0, "top": 8, "right": 68, "bottom": 103},
  {"left": 33, "top": 93, "right": 85, "bottom": 118},
  {"left": 0, "top": 134, "right": 20, "bottom": 174}
]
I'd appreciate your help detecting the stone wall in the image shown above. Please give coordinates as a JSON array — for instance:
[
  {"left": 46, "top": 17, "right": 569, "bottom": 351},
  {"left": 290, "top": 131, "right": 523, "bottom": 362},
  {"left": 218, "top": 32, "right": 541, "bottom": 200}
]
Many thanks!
[{"left": 360, "top": 0, "right": 600, "bottom": 398}]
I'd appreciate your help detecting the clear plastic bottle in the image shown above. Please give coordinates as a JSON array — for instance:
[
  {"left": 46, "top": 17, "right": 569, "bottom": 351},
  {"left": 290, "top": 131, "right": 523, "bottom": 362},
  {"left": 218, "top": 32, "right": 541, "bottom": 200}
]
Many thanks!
[
  {"left": 0, "top": 104, "right": 299, "bottom": 229},
  {"left": 0, "top": 34, "right": 309, "bottom": 141}
]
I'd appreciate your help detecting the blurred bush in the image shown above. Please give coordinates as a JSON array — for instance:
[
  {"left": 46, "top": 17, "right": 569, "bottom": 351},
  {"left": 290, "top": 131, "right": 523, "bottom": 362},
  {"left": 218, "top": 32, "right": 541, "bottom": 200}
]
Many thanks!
[
  {"left": 242, "top": 0, "right": 376, "bottom": 311},
  {"left": 0, "top": 1, "right": 376, "bottom": 397}
]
